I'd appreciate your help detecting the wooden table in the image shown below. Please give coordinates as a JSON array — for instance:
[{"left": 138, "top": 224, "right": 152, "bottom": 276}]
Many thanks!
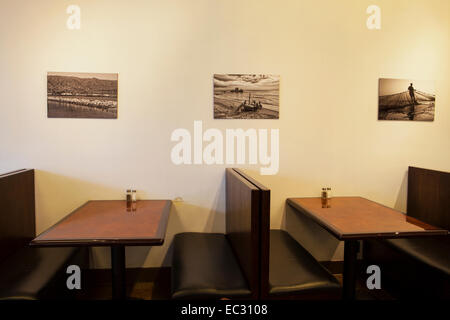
[
  {"left": 31, "top": 200, "right": 172, "bottom": 300},
  {"left": 287, "top": 196, "right": 447, "bottom": 300}
]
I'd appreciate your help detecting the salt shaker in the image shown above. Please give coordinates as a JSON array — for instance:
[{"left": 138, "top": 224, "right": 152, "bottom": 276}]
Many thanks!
[
  {"left": 326, "top": 187, "right": 332, "bottom": 208},
  {"left": 126, "top": 189, "right": 132, "bottom": 209}
]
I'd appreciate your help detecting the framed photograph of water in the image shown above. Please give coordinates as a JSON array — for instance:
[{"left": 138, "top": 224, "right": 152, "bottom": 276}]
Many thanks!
[
  {"left": 378, "top": 78, "right": 435, "bottom": 121},
  {"left": 47, "top": 72, "right": 118, "bottom": 119},
  {"left": 214, "top": 74, "right": 279, "bottom": 119}
]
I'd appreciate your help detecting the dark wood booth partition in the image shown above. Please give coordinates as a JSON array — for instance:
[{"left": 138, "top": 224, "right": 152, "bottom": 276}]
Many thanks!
[
  {"left": 407, "top": 166, "right": 450, "bottom": 231},
  {"left": 0, "top": 169, "right": 35, "bottom": 262},
  {"left": 364, "top": 166, "right": 450, "bottom": 299},
  {"left": 0, "top": 169, "right": 88, "bottom": 300},
  {"left": 225, "top": 168, "right": 262, "bottom": 299},
  {"left": 230, "top": 169, "right": 270, "bottom": 299}
]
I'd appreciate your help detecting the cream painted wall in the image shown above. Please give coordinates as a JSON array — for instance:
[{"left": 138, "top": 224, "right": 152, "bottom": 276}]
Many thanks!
[{"left": 0, "top": 0, "right": 449, "bottom": 267}]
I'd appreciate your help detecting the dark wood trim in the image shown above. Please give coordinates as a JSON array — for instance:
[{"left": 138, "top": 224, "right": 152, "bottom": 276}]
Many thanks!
[
  {"left": 334, "top": 230, "right": 446, "bottom": 240},
  {"left": 30, "top": 238, "right": 168, "bottom": 247},
  {"left": 258, "top": 187, "right": 270, "bottom": 300},
  {"left": 232, "top": 168, "right": 270, "bottom": 191},
  {"left": 0, "top": 169, "right": 29, "bottom": 178}
]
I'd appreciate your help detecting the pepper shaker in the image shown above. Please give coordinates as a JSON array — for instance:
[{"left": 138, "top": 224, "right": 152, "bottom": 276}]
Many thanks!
[
  {"left": 131, "top": 190, "right": 137, "bottom": 212},
  {"left": 321, "top": 188, "right": 328, "bottom": 208},
  {"left": 126, "top": 189, "right": 132, "bottom": 208}
]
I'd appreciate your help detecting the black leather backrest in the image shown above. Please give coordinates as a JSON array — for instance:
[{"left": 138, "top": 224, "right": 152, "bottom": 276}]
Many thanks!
[
  {"left": 0, "top": 169, "right": 35, "bottom": 261},
  {"left": 407, "top": 166, "right": 450, "bottom": 231},
  {"left": 225, "top": 168, "right": 261, "bottom": 299}
]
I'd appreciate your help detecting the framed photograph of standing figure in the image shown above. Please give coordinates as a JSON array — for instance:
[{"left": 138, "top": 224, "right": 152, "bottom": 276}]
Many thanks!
[
  {"left": 378, "top": 78, "right": 435, "bottom": 121},
  {"left": 214, "top": 74, "right": 280, "bottom": 119},
  {"left": 47, "top": 72, "right": 118, "bottom": 119}
]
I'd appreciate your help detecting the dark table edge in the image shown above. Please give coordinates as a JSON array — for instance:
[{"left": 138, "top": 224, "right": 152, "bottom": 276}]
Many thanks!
[
  {"left": 286, "top": 197, "right": 448, "bottom": 240},
  {"left": 29, "top": 238, "right": 165, "bottom": 247}
]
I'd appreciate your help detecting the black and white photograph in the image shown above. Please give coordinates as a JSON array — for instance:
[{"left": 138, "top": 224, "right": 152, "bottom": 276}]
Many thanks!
[
  {"left": 214, "top": 74, "right": 280, "bottom": 119},
  {"left": 47, "top": 72, "right": 118, "bottom": 119},
  {"left": 378, "top": 78, "right": 435, "bottom": 121}
]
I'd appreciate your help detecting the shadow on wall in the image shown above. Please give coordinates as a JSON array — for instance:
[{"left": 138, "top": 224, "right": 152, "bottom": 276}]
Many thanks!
[
  {"left": 285, "top": 204, "right": 341, "bottom": 261},
  {"left": 34, "top": 170, "right": 125, "bottom": 233},
  {"left": 394, "top": 169, "right": 408, "bottom": 213}
]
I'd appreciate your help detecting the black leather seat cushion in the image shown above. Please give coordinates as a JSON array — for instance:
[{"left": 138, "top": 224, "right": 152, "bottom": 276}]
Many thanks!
[
  {"left": 269, "top": 230, "right": 341, "bottom": 297},
  {"left": 171, "top": 232, "right": 251, "bottom": 299},
  {"left": 0, "top": 246, "right": 84, "bottom": 300},
  {"left": 385, "top": 237, "right": 450, "bottom": 276}
]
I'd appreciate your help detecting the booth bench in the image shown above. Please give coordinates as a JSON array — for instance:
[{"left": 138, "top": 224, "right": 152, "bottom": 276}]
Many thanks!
[
  {"left": 364, "top": 167, "right": 450, "bottom": 299},
  {"left": 171, "top": 168, "right": 341, "bottom": 299},
  {"left": 0, "top": 169, "right": 88, "bottom": 300}
]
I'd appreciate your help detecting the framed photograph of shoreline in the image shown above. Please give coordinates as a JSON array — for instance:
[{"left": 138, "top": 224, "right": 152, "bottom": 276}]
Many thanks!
[
  {"left": 47, "top": 72, "right": 118, "bottom": 119},
  {"left": 378, "top": 78, "right": 435, "bottom": 121},
  {"left": 214, "top": 74, "right": 279, "bottom": 119}
]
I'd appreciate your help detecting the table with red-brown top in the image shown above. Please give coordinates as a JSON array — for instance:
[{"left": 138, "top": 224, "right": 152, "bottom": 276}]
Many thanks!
[
  {"left": 287, "top": 197, "right": 447, "bottom": 300},
  {"left": 31, "top": 200, "right": 172, "bottom": 299}
]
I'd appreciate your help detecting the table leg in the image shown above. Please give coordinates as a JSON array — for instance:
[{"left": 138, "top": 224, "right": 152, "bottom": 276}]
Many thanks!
[
  {"left": 343, "top": 240, "right": 358, "bottom": 300},
  {"left": 111, "top": 245, "right": 126, "bottom": 300}
]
